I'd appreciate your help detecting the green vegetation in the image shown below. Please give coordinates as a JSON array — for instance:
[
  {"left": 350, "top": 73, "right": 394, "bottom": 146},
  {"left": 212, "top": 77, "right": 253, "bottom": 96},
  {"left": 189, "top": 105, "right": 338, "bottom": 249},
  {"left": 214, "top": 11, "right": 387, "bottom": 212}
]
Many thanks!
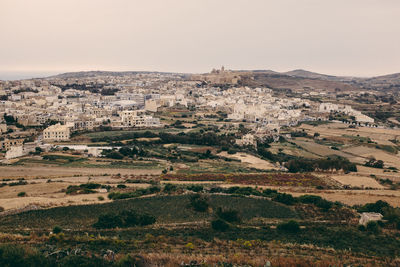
[
  {"left": 93, "top": 210, "right": 156, "bottom": 229},
  {"left": 285, "top": 156, "right": 357, "bottom": 173},
  {"left": 277, "top": 220, "right": 300, "bottom": 233},
  {"left": 364, "top": 158, "right": 384, "bottom": 169},
  {"left": 189, "top": 194, "right": 209, "bottom": 212},
  {"left": 108, "top": 185, "right": 160, "bottom": 200},
  {"left": 65, "top": 183, "right": 105, "bottom": 195},
  {"left": 0, "top": 195, "right": 297, "bottom": 229},
  {"left": 17, "top": 192, "right": 26, "bottom": 197}
]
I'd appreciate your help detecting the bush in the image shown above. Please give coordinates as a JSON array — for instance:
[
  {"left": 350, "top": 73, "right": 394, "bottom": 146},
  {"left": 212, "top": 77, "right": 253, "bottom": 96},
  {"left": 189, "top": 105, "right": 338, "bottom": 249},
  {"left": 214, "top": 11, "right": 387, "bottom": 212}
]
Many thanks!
[
  {"left": 98, "top": 196, "right": 105, "bottom": 201},
  {"left": 52, "top": 226, "right": 62, "bottom": 234},
  {"left": 9, "top": 180, "right": 28, "bottom": 186},
  {"left": 216, "top": 207, "right": 240, "bottom": 223},
  {"left": 59, "top": 255, "right": 109, "bottom": 267},
  {"left": 366, "top": 221, "right": 380, "bottom": 234},
  {"left": 211, "top": 219, "right": 229, "bottom": 231},
  {"left": 209, "top": 187, "right": 224, "bottom": 193},
  {"left": 365, "top": 158, "right": 384, "bottom": 169},
  {"left": 273, "top": 193, "right": 296, "bottom": 205},
  {"left": 0, "top": 244, "right": 48, "bottom": 267},
  {"left": 297, "top": 195, "right": 333, "bottom": 211},
  {"left": 359, "top": 200, "right": 391, "bottom": 214},
  {"left": 186, "top": 185, "right": 203, "bottom": 192},
  {"left": 93, "top": 210, "right": 156, "bottom": 229},
  {"left": 189, "top": 194, "right": 209, "bottom": 212},
  {"left": 277, "top": 220, "right": 300, "bottom": 233},
  {"left": 227, "top": 148, "right": 237, "bottom": 155},
  {"left": 163, "top": 183, "right": 177, "bottom": 193},
  {"left": 104, "top": 151, "right": 124, "bottom": 160},
  {"left": 17, "top": 192, "right": 26, "bottom": 197}
]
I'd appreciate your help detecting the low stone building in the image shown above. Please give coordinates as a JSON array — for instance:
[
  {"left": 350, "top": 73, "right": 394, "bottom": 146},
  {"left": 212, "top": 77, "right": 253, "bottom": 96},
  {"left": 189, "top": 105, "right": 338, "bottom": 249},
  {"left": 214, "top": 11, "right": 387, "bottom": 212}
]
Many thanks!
[{"left": 359, "top": 212, "right": 383, "bottom": 226}]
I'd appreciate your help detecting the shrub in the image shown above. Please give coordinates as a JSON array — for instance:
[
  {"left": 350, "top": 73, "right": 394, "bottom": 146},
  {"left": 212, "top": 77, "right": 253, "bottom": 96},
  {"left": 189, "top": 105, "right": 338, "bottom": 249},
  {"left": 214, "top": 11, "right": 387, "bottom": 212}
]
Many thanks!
[
  {"left": 59, "top": 255, "right": 109, "bottom": 267},
  {"left": 0, "top": 244, "right": 48, "bottom": 267},
  {"left": 189, "top": 194, "right": 209, "bottom": 212},
  {"left": 93, "top": 210, "right": 156, "bottom": 229},
  {"left": 163, "top": 183, "right": 177, "bottom": 193},
  {"left": 187, "top": 185, "right": 203, "bottom": 192},
  {"left": 52, "top": 226, "right": 62, "bottom": 234},
  {"left": 105, "top": 151, "right": 124, "bottom": 159},
  {"left": 209, "top": 187, "right": 224, "bottom": 193},
  {"left": 117, "top": 184, "right": 127, "bottom": 189},
  {"left": 98, "top": 196, "right": 105, "bottom": 201},
  {"left": 9, "top": 180, "right": 28, "bottom": 186},
  {"left": 359, "top": 200, "right": 391, "bottom": 214},
  {"left": 297, "top": 195, "right": 333, "bottom": 211},
  {"left": 365, "top": 158, "right": 384, "bottom": 169},
  {"left": 262, "top": 188, "right": 278, "bottom": 197},
  {"left": 366, "top": 221, "right": 380, "bottom": 234},
  {"left": 17, "top": 192, "right": 26, "bottom": 197},
  {"left": 211, "top": 219, "right": 229, "bottom": 231},
  {"left": 273, "top": 193, "right": 296, "bottom": 205},
  {"left": 216, "top": 207, "right": 240, "bottom": 223},
  {"left": 227, "top": 148, "right": 237, "bottom": 154},
  {"left": 277, "top": 220, "right": 300, "bottom": 233}
]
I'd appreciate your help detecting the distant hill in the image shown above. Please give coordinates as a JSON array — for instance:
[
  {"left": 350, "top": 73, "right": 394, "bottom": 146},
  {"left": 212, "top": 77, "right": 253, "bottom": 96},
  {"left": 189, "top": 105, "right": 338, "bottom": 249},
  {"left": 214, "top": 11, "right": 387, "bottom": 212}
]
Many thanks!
[
  {"left": 44, "top": 69, "right": 400, "bottom": 92},
  {"left": 247, "top": 69, "right": 400, "bottom": 92},
  {"left": 283, "top": 69, "right": 347, "bottom": 81},
  {"left": 49, "top": 70, "right": 184, "bottom": 79}
]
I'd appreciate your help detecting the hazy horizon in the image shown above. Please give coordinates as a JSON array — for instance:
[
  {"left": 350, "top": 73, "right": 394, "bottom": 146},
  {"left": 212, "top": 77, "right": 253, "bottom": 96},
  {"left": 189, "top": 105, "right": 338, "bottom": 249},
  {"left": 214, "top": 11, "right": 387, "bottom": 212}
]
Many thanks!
[
  {"left": 1, "top": 0, "right": 399, "bottom": 78},
  {"left": 1, "top": 67, "right": 400, "bottom": 81}
]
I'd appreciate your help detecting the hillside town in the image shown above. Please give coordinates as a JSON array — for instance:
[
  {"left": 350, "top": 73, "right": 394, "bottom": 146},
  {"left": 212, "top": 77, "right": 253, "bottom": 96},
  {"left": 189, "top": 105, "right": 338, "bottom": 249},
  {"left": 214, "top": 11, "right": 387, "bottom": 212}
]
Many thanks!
[{"left": 0, "top": 68, "right": 378, "bottom": 161}]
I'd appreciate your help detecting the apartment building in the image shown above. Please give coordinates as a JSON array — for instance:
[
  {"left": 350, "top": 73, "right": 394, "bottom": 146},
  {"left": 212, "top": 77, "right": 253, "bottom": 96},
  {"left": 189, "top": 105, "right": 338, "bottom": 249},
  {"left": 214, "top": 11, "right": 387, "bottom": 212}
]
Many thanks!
[{"left": 43, "top": 123, "right": 71, "bottom": 141}]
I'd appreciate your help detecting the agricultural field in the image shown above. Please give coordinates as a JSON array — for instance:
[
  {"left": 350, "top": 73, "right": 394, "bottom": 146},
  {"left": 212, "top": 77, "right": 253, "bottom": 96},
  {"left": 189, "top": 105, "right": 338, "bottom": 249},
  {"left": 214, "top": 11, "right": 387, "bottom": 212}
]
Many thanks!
[
  {"left": 218, "top": 152, "right": 279, "bottom": 170},
  {"left": 2, "top": 118, "right": 400, "bottom": 265}
]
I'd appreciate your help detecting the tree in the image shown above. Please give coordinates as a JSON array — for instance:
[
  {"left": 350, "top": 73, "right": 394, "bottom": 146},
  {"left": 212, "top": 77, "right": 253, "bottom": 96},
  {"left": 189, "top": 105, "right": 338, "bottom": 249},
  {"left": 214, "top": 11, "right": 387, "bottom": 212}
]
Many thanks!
[
  {"left": 52, "top": 226, "right": 63, "bottom": 234},
  {"left": 365, "top": 158, "right": 384, "bottom": 169},
  {"left": 190, "top": 194, "right": 209, "bottom": 212},
  {"left": 216, "top": 207, "right": 240, "bottom": 223}
]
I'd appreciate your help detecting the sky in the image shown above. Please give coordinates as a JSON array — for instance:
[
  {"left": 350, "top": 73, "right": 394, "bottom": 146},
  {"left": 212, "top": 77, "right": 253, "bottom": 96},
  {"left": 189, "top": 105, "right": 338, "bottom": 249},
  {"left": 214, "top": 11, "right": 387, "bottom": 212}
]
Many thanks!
[{"left": 0, "top": 0, "right": 399, "bottom": 78}]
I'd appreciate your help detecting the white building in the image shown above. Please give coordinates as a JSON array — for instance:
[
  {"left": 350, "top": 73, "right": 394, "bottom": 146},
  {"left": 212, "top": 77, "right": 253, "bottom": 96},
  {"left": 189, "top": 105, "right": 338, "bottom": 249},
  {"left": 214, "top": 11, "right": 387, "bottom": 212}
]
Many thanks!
[
  {"left": 359, "top": 212, "right": 383, "bottom": 226},
  {"left": 43, "top": 123, "right": 71, "bottom": 141},
  {"left": 119, "top": 110, "right": 160, "bottom": 128}
]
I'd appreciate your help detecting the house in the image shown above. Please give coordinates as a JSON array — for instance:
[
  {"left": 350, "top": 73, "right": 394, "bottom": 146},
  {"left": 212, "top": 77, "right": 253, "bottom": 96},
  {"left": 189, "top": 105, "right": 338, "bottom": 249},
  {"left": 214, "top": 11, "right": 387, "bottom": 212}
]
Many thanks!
[
  {"left": 0, "top": 138, "right": 24, "bottom": 151},
  {"left": 119, "top": 110, "right": 160, "bottom": 128},
  {"left": 236, "top": 134, "right": 257, "bottom": 147},
  {"left": 359, "top": 212, "right": 383, "bottom": 226}
]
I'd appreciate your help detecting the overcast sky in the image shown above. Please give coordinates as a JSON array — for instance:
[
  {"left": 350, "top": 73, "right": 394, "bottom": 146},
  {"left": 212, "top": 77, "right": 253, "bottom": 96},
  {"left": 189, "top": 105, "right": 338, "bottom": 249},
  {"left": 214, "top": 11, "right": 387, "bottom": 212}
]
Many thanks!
[{"left": 1, "top": 0, "right": 399, "bottom": 77}]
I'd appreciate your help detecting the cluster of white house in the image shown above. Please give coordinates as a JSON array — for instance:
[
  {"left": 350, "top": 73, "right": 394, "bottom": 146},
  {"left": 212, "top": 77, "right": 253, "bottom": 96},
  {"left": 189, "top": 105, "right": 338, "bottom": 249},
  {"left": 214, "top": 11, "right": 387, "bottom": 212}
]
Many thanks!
[
  {"left": 319, "top": 103, "right": 375, "bottom": 124},
  {"left": 0, "top": 70, "right": 380, "bottom": 161}
]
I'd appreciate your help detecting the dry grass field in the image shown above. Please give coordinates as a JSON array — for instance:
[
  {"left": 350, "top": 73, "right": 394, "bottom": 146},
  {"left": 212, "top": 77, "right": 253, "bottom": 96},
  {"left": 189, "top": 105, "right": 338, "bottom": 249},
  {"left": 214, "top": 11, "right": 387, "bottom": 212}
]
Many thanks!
[
  {"left": 342, "top": 145, "right": 400, "bottom": 169},
  {"left": 298, "top": 122, "right": 400, "bottom": 145},
  {"left": 328, "top": 174, "right": 384, "bottom": 189},
  {"left": 0, "top": 165, "right": 161, "bottom": 179},
  {"left": 218, "top": 152, "right": 278, "bottom": 170}
]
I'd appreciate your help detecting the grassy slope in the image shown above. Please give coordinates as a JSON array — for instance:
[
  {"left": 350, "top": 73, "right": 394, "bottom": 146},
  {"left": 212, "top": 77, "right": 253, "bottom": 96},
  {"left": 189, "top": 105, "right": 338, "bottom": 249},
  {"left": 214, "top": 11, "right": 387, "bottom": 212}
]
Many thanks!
[{"left": 0, "top": 195, "right": 297, "bottom": 229}]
